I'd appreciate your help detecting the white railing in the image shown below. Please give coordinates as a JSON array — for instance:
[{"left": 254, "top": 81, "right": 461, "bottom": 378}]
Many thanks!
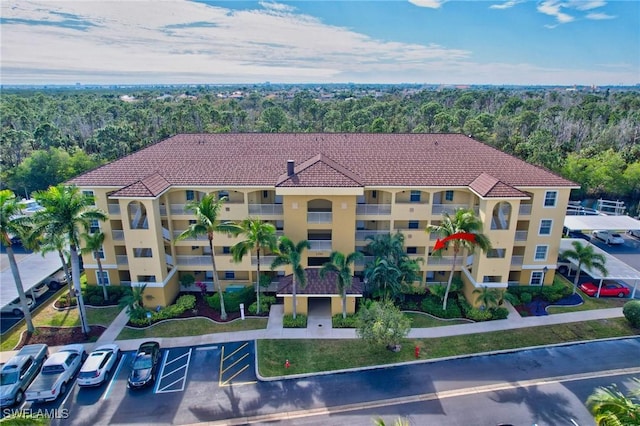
[
  {"left": 251, "top": 255, "right": 277, "bottom": 266},
  {"left": 426, "top": 256, "right": 463, "bottom": 266},
  {"left": 176, "top": 255, "right": 212, "bottom": 266},
  {"left": 173, "top": 230, "right": 207, "bottom": 241},
  {"left": 107, "top": 204, "right": 120, "bottom": 215},
  {"left": 116, "top": 255, "right": 128, "bottom": 265},
  {"left": 307, "top": 212, "right": 332, "bottom": 223},
  {"left": 248, "top": 204, "right": 283, "bottom": 215},
  {"left": 165, "top": 254, "right": 174, "bottom": 266},
  {"left": 112, "top": 230, "right": 124, "bottom": 240},
  {"left": 431, "top": 204, "right": 469, "bottom": 215},
  {"left": 308, "top": 240, "right": 332, "bottom": 250},
  {"left": 170, "top": 204, "right": 189, "bottom": 215},
  {"left": 355, "top": 255, "right": 375, "bottom": 266},
  {"left": 511, "top": 256, "right": 524, "bottom": 266},
  {"left": 519, "top": 204, "right": 532, "bottom": 215},
  {"left": 515, "top": 230, "right": 528, "bottom": 241},
  {"left": 356, "top": 204, "right": 392, "bottom": 215},
  {"left": 162, "top": 227, "right": 171, "bottom": 240},
  {"left": 275, "top": 230, "right": 284, "bottom": 237},
  {"left": 355, "top": 230, "right": 390, "bottom": 240},
  {"left": 159, "top": 205, "right": 167, "bottom": 216}
]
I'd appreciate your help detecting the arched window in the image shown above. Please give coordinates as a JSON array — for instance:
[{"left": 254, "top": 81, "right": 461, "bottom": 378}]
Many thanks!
[
  {"left": 128, "top": 201, "right": 148, "bottom": 229},
  {"left": 491, "top": 202, "right": 511, "bottom": 230}
]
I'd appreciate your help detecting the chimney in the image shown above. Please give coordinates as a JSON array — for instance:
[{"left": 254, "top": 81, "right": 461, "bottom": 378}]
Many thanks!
[{"left": 287, "top": 160, "right": 295, "bottom": 176}]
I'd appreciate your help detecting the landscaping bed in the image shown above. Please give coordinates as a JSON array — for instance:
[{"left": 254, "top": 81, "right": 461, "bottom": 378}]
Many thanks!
[{"left": 16, "top": 326, "right": 106, "bottom": 349}]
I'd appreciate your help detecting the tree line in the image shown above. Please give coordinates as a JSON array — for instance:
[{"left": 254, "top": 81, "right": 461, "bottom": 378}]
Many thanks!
[{"left": 1, "top": 86, "right": 639, "bottom": 214}]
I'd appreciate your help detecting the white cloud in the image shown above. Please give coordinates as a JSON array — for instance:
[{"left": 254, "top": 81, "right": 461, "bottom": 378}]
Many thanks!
[
  {"left": 408, "top": 0, "right": 446, "bottom": 9},
  {"left": 567, "top": 0, "right": 607, "bottom": 11},
  {"left": 537, "top": 1, "right": 575, "bottom": 24},
  {"left": 489, "top": 1, "right": 523, "bottom": 10},
  {"left": 586, "top": 12, "right": 616, "bottom": 20}
]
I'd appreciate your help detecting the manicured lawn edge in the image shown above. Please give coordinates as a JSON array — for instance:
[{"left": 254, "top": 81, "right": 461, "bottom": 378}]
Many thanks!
[{"left": 117, "top": 317, "right": 268, "bottom": 340}]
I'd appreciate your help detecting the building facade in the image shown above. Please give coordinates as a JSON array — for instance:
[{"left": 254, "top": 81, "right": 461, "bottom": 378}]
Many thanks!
[{"left": 69, "top": 133, "right": 577, "bottom": 308}]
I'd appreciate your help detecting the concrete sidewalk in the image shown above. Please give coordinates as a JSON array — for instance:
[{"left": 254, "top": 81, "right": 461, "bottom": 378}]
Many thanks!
[{"left": 1, "top": 303, "right": 627, "bottom": 362}]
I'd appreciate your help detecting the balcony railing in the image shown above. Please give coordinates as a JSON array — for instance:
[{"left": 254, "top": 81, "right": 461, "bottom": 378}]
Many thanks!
[
  {"left": 162, "top": 227, "right": 171, "bottom": 241},
  {"left": 431, "top": 204, "right": 470, "bottom": 215},
  {"left": 308, "top": 240, "right": 332, "bottom": 251},
  {"left": 248, "top": 204, "right": 283, "bottom": 215},
  {"left": 176, "top": 255, "right": 213, "bottom": 266},
  {"left": 355, "top": 255, "right": 375, "bottom": 266},
  {"left": 159, "top": 205, "right": 167, "bottom": 216},
  {"left": 519, "top": 204, "right": 532, "bottom": 215},
  {"left": 172, "top": 230, "right": 207, "bottom": 241},
  {"left": 107, "top": 204, "right": 120, "bottom": 215},
  {"left": 165, "top": 254, "right": 174, "bottom": 266},
  {"left": 116, "top": 255, "right": 128, "bottom": 265},
  {"left": 251, "top": 255, "right": 277, "bottom": 266},
  {"left": 170, "top": 204, "right": 189, "bottom": 215},
  {"left": 307, "top": 212, "right": 332, "bottom": 223},
  {"left": 511, "top": 256, "right": 524, "bottom": 266},
  {"left": 426, "top": 256, "right": 463, "bottom": 266},
  {"left": 356, "top": 204, "right": 392, "bottom": 215},
  {"left": 515, "top": 230, "right": 528, "bottom": 241},
  {"left": 355, "top": 230, "right": 390, "bottom": 240},
  {"left": 112, "top": 230, "right": 124, "bottom": 240}
]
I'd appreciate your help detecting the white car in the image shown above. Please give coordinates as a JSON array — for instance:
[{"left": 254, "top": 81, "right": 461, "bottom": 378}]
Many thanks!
[
  {"left": 628, "top": 229, "right": 640, "bottom": 239},
  {"left": 77, "top": 344, "right": 120, "bottom": 387},
  {"left": 0, "top": 297, "right": 35, "bottom": 317},
  {"left": 593, "top": 230, "right": 625, "bottom": 245},
  {"left": 29, "top": 282, "right": 50, "bottom": 299}
]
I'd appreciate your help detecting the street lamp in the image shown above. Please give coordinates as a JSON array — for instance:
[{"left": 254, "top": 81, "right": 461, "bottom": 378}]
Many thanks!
[{"left": 541, "top": 266, "right": 548, "bottom": 294}]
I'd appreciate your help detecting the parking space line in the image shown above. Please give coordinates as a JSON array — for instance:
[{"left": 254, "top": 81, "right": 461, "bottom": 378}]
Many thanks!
[
  {"left": 153, "top": 349, "right": 170, "bottom": 393},
  {"left": 218, "top": 342, "right": 256, "bottom": 387},
  {"left": 156, "top": 348, "right": 192, "bottom": 394},
  {"left": 221, "top": 352, "right": 249, "bottom": 375},
  {"left": 195, "top": 346, "right": 218, "bottom": 351},
  {"left": 219, "top": 364, "right": 256, "bottom": 387},
  {"left": 103, "top": 353, "right": 128, "bottom": 400},
  {"left": 164, "top": 351, "right": 189, "bottom": 367},
  {"left": 222, "top": 342, "right": 249, "bottom": 362}
]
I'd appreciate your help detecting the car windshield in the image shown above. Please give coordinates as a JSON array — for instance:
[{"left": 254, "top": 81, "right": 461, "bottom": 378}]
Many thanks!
[
  {"left": 133, "top": 355, "right": 152, "bottom": 370},
  {"left": 0, "top": 371, "right": 18, "bottom": 385},
  {"left": 611, "top": 233, "right": 622, "bottom": 237}
]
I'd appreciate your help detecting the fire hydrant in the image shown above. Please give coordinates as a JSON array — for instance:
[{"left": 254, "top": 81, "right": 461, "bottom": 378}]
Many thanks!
[
  {"left": 285, "top": 359, "right": 290, "bottom": 369},
  {"left": 414, "top": 346, "right": 420, "bottom": 359}
]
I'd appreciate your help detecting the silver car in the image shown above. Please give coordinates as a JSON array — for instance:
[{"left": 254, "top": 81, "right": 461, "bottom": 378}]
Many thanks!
[{"left": 77, "top": 344, "right": 120, "bottom": 387}]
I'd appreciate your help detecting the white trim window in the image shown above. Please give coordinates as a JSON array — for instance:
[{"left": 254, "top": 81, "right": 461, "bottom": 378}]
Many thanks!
[
  {"left": 82, "top": 190, "right": 95, "bottom": 205},
  {"left": 89, "top": 219, "right": 101, "bottom": 234},
  {"left": 530, "top": 271, "right": 544, "bottom": 286},
  {"left": 539, "top": 219, "right": 553, "bottom": 236},
  {"left": 93, "top": 247, "right": 105, "bottom": 260},
  {"left": 534, "top": 245, "right": 548, "bottom": 261},
  {"left": 544, "top": 191, "right": 557, "bottom": 207},
  {"left": 96, "top": 270, "right": 110, "bottom": 286}
]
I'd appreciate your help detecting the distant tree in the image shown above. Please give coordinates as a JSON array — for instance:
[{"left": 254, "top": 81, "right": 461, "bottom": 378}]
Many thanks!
[
  {"left": 560, "top": 241, "right": 608, "bottom": 295},
  {"left": 356, "top": 299, "right": 411, "bottom": 351},
  {"left": 320, "top": 250, "right": 363, "bottom": 318},
  {"left": 586, "top": 378, "right": 640, "bottom": 426},
  {"left": 81, "top": 230, "right": 108, "bottom": 300},
  {"left": 270, "top": 237, "right": 310, "bottom": 319}
]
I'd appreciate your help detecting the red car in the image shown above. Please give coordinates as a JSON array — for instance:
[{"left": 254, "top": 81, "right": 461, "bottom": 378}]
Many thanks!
[{"left": 579, "top": 281, "right": 630, "bottom": 298}]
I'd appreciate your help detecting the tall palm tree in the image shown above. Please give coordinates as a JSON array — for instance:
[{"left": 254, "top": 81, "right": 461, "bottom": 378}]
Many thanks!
[
  {"left": 32, "top": 185, "right": 107, "bottom": 335},
  {"left": 363, "top": 257, "right": 402, "bottom": 300},
  {"left": 365, "top": 232, "right": 405, "bottom": 264},
  {"left": 0, "top": 190, "right": 35, "bottom": 333},
  {"left": 587, "top": 378, "right": 640, "bottom": 426},
  {"left": 81, "top": 230, "right": 108, "bottom": 300},
  {"left": 270, "top": 237, "right": 310, "bottom": 319},
  {"left": 230, "top": 218, "right": 277, "bottom": 314},
  {"left": 472, "top": 286, "right": 501, "bottom": 309},
  {"left": 426, "top": 208, "right": 492, "bottom": 310},
  {"left": 175, "top": 194, "right": 237, "bottom": 320},
  {"left": 320, "top": 250, "right": 363, "bottom": 319},
  {"left": 561, "top": 240, "right": 608, "bottom": 295},
  {"left": 35, "top": 232, "right": 73, "bottom": 304}
]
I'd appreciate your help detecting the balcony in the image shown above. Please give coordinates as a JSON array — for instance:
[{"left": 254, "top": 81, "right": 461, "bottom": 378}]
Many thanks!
[
  {"left": 355, "top": 255, "right": 375, "bottom": 266},
  {"left": 112, "top": 230, "right": 124, "bottom": 241},
  {"left": 307, "top": 212, "right": 332, "bottom": 223},
  {"left": 251, "top": 255, "right": 277, "bottom": 266},
  {"left": 356, "top": 204, "right": 392, "bottom": 215},
  {"left": 519, "top": 204, "right": 532, "bottom": 215},
  {"left": 248, "top": 204, "right": 283, "bottom": 215},
  {"left": 308, "top": 240, "right": 332, "bottom": 251},
  {"left": 511, "top": 256, "right": 524, "bottom": 266},
  {"left": 515, "top": 230, "right": 528, "bottom": 241},
  {"left": 159, "top": 204, "right": 167, "bottom": 216},
  {"left": 170, "top": 204, "right": 189, "bottom": 215},
  {"left": 165, "top": 254, "right": 174, "bottom": 266},
  {"left": 426, "top": 256, "right": 463, "bottom": 266},
  {"left": 172, "top": 230, "right": 207, "bottom": 242},
  {"left": 162, "top": 227, "right": 171, "bottom": 241},
  {"left": 176, "top": 255, "right": 212, "bottom": 266},
  {"left": 431, "top": 204, "right": 471, "bottom": 216},
  {"left": 355, "top": 230, "right": 390, "bottom": 241},
  {"left": 107, "top": 204, "right": 120, "bottom": 215},
  {"left": 116, "top": 255, "right": 128, "bottom": 265}
]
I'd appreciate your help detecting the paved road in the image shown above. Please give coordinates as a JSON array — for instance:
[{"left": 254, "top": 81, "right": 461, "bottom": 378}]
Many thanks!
[{"left": 29, "top": 337, "right": 639, "bottom": 426}]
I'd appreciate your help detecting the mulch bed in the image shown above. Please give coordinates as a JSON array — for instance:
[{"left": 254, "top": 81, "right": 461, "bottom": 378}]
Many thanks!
[
  {"left": 16, "top": 326, "right": 106, "bottom": 350},
  {"left": 517, "top": 294, "right": 584, "bottom": 317}
]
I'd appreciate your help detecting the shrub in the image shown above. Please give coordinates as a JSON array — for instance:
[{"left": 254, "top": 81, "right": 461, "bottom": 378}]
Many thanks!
[
  {"left": 88, "top": 295, "right": 104, "bottom": 305},
  {"left": 57, "top": 295, "right": 77, "bottom": 307},
  {"left": 520, "top": 292, "right": 533, "bottom": 304},
  {"left": 466, "top": 308, "right": 493, "bottom": 322},
  {"left": 541, "top": 282, "right": 572, "bottom": 303},
  {"left": 622, "top": 300, "right": 640, "bottom": 328},
  {"left": 248, "top": 296, "right": 276, "bottom": 315},
  {"left": 421, "top": 295, "right": 462, "bottom": 319},
  {"left": 490, "top": 307, "right": 510, "bottom": 320},
  {"left": 175, "top": 294, "right": 196, "bottom": 311},
  {"left": 283, "top": 314, "right": 307, "bottom": 328},
  {"left": 207, "top": 287, "right": 256, "bottom": 313},
  {"left": 332, "top": 314, "right": 357, "bottom": 328}
]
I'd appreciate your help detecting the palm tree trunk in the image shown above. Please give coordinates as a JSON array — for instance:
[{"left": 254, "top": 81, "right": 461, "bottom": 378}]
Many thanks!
[
  {"left": 70, "top": 244, "right": 91, "bottom": 335},
  {"left": 209, "top": 238, "right": 227, "bottom": 320},
  {"left": 342, "top": 287, "right": 347, "bottom": 319},
  {"left": 256, "top": 248, "right": 261, "bottom": 315},
  {"left": 443, "top": 250, "right": 458, "bottom": 310},
  {"left": 573, "top": 263, "right": 581, "bottom": 294},
  {"left": 96, "top": 252, "right": 108, "bottom": 300},
  {"left": 57, "top": 249, "right": 73, "bottom": 304},
  {"left": 7, "top": 245, "right": 35, "bottom": 333},
  {"left": 292, "top": 275, "right": 297, "bottom": 319}
]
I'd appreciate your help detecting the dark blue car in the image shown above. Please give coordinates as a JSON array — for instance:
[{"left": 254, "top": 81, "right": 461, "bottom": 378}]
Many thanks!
[{"left": 127, "top": 341, "right": 160, "bottom": 389}]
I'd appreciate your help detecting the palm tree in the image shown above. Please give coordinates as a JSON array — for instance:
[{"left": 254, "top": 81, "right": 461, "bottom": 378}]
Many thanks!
[
  {"left": 119, "top": 283, "right": 147, "bottom": 315},
  {"left": 35, "top": 232, "right": 73, "bottom": 304},
  {"left": 363, "top": 257, "right": 402, "bottom": 300},
  {"left": 472, "top": 286, "right": 501, "bottom": 309},
  {"left": 365, "top": 232, "right": 405, "bottom": 264},
  {"left": 81, "top": 230, "right": 108, "bottom": 300},
  {"left": 0, "top": 190, "right": 35, "bottom": 333},
  {"left": 426, "top": 208, "right": 492, "bottom": 310},
  {"left": 270, "top": 237, "right": 310, "bottom": 319},
  {"left": 561, "top": 240, "right": 608, "bottom": 295},
  {"left": 320, "top": 250, "right": 363, "bottom": 319},
  {"left": 32, "top": 185, "right": 107, "bottom": 335},
  {"left": 587, "top": 378, "right": 640, "bottom": 426},
  {"left": 175, "top": 194, "right": 237, "bottom": 320},
  {"left": 230, "top": 218, "right": 277, "bottom": 314}
]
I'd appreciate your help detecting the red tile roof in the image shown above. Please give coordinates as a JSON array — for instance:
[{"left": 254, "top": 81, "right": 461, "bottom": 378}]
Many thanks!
[
  {"left": 111, "top": 172, "right": 171, "bottom": 197},
  {"left": 277, "top": 269, "right": 363, "bottom": 296},
  {"left": 69, "top": 133, "right": 577, "bottom": 193},
  {"left": 276, "top": 154, "right": 364, "bottom": 187},
  {"left": 469, "top": 172, "right": 529, "bottom": 198}
]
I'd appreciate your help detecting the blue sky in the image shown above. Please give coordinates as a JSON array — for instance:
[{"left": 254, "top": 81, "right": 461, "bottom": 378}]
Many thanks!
[{"left": 1, "top": 0, "right": 638, "bottom": 85}]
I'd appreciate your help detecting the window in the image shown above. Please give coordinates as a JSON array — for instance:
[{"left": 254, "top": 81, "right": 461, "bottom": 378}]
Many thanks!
[
  {"left": 89, "top": 219, "right": 100, "bottom": 233},
  {"left": 371, "top": 190, "right": 377, "bottom": 199},
  {"left": 93, "top": 247, "right": 105, "bottom": 260},
  {"left": 539, "top": 219, "right": 552, "bottom": 235},
  {"left": 482, "top": 275, "right": 501, "bottom": 283},
  {"left": 127, "top": 201, "right": 148, "bottom": 229},
  {"left": 223, "top": 246, "right": 231, "bottom": 254},
  {"left": 308, "top": 257, "right": 330, "bottom": 266},
  {"left": 224, "top": 271, "right": 235, "bottom": 279},
  {"left": 82, "top": 190, "right": 95, "bottom": 205},
  {"left": 487, "top": 249, "right": 506, "bottom": 258},
  {"left": 186, "top": 190, "right": 195, "bottom": 201},
  {"left": 189, "top": 219, "right": 196, "bottom": 225},
  {"left": 530, "top": 271, "right": 543, "bottom": 286},
  {"left": 218, "top": 191, "right": 229, "bottom": 200},
  {"left": 20, "top": 359, "right": 33, "bottom": 377},
  {"left": 490, "top": 202, "right": 511, "bottom": 230},
  {"left": 137, "top": 275, "right": 156, "bottom": 282},
  {"left": 410, "top": 190, "right": 421, "bottom": 202},
  {"left": 96, "top": 270, "right": 110, "bottom": 286},
  {"left": 544, "top": 191, "right": 557, "bottom": 207},
  {"left": 406, "top": 247, "right": 418, "bottom": 254},
  {"left": 408, "top": 220, "right": 419, "bottom": 229},
  {"left": 263, "top": 190, "right": 268, "bottom": 198},
  {"left": 445, "top": 190, "right": 454, "bottom": 201},
  {"left": 534, "top": 245, "right": 548, "bottom": 261},
  {"left": 133, "top": 248, "right": 153, "bottom": 258}
]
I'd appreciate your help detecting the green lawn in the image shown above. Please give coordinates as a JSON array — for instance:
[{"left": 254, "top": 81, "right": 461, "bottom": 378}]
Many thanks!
[
  {"left": 117, "top": 317, "right": 268, "bottom": 340},
  {"left": 404, "top": 311, "right": 471, "bottom": 327},
  {"left": 547, "top": 292, "right": 628, "bottom": 314},
  {"left": 257, "top": 318, "right": 639, "bottom": 377}
]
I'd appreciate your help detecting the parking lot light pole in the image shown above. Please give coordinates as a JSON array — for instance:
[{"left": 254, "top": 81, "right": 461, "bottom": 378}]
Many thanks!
[{"left": 541, "top": 266, "right": 548, "bottom": 295}]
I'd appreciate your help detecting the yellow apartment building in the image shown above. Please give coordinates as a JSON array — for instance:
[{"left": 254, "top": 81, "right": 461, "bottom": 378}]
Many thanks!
[{"left": 69, "top": 133, "right": 577, "bottom": 312}]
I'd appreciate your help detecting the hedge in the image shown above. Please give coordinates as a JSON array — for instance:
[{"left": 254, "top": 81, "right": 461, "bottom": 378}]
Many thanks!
[
  {"left": 623, "top": 300, "right": 640, "bottom": 328},
  {"left": 206, "top": 286, "right": 256, "bottom": 313},
  {"left": 283, "top": 314, "right": 307, "bottom": 328}
]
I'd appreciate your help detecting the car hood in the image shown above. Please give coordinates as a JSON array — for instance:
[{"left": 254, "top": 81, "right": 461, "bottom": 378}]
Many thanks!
[
  {"left": 0, "top": 384, "right": 17, "bottom": 399},
  {"left": 130, "top": 368, "right": 151, "bottom": 382}
]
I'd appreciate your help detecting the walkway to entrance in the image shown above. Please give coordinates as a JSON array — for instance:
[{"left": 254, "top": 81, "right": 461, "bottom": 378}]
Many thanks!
[{"left": 307, "top": 297, "right": 332, "bottom": 333}]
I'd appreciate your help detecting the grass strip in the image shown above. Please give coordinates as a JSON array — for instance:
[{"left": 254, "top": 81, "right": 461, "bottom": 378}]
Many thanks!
[{"left": 116, "top": 317, "right": 268, "bottom": 340}]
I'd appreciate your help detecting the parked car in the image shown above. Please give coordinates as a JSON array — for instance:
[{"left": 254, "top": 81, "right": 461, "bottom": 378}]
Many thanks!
[
  {"left": 0, "top": 344, "right": 49, "bottom": 407},
  {"left": 556, "top": 257, "right": 572, "bottom": 275},
  {"left": 28, "top": 282, "right": 50, "bottom": 300},
  {"left": 25, "top": 344, "right": 86, "bottom": 403},
  {"left": 628, "top": 229, "right": 640, "bottom": 239},
  {"left": 592, "top": 230, "right": 625, "bottom": 245},
  {"left": 41, "top": 270, "right": 69, "bottom": 290},
  {"left": 579, "top": 281, "right": 630, "bottom": 298},
  {"left": 1, "top": 297, "right": 35, "bottom": 317},
  {"left": 77, "top": 344, "right": 120, "bottom": 387},
  {"left": 128, "top": 341, "right": 161, "bottom": 389}
]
